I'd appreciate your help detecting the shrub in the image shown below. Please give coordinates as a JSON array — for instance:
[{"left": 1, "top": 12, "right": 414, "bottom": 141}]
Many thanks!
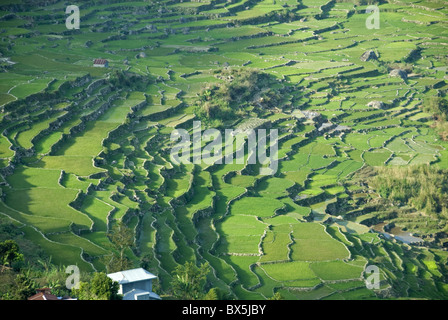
[
  {"left": 194, "top": 68, "right": 286, "bottom": 125},
  {"left": 370, "top": 165, "right": 448, "bottom": 218},
  {"left": 72, "top": 272, "right": 121, "bottom": 300},
  {"left": 424, "top": 96, "right": 448, "bottom": 122}
]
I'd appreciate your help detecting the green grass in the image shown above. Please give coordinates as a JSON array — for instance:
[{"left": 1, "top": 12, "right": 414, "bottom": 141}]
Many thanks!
[
  {"left": 6, "top": 166, "right": 61, "bottom": 189},
  {"left": 21, "top": 226, "right": 94, "bottom": 271},
  {"left": 4, "top": 188, "right": 92, "bottom": 230},
  {"left": 363, "top": 150, "right": 392, "bottom": 166},
  {"left": 80, "top": 195, "right": 113, "bottom": 233},
  {"left": 311, "top": 260, "right": 364, "bottom": 281},
  {"left": 255, "top": 177, "right": 295, "bottom": 198},
  {"left": 60, "top": 173, "right": 93, "bottom": 191},
  {"left": 225, "top": 255, "right": 260, "bottom": 289},
  {"left": 0, "top": 201, "right": 71, "bottom": 234},
  {"left": 0, "top": 134, "right": 14, "bottom": 158},
  {"left": 229, "top": 174, "right": 256, "bottom": 188},
  {"left": 16, "top": 112, "right": 65, "bottom": 150},
  {"left": 54, "top": 121, "right": 118, "bottom": 157},
  {"left": 46, "top": 231, "right": 108, "bottom": 257},
  {"left": 31, "top": 155, "right": 106, "bottom": 177},
  {"left": 260, "top": 227, "right": 292, "bottom": 262},
  {"left": 218, "top": 215, "right": 267, "bottom": 254},
  {"left": 230, "top": 197, "right": 284, "bottom": 217},
  {"left": 261, "top": 261, "right": 317, "bottom": 282}
]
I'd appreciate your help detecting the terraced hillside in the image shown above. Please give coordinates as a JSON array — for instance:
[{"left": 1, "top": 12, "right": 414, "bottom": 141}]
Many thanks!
[{"left": 0, "top": 0, "right": 448, "bottom": 300}]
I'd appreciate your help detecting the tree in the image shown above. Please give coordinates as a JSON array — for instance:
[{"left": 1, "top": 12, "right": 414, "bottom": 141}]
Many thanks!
[
  {"left": 0, "top": 240, "right": 23, "bottom": 272},
  {"left": 424, "top": 96, "right": 448, "bottom": 121},
  {"left": 203, "top": 287, "right": 221, "bottom": 300},
  {"left": 107, "top": 221, "right": 134, "bottom": 272},
  {"left": 268, "top": 292, "right": 284, "bottom": 300},
  {"left": 106, "top": 254, "right": 133, "bottom": 273},
  {"left": 171, "top": 262, "right": 210, "bottom": 300},
  {"left": 423, "top": 97, "right": 448, "bottom": 140},
  {"left": 72, "top": 272, "right": 121, "bottom": 300},
  {"left": 13, "top": 271, "right": 35, "bottom": 300}
]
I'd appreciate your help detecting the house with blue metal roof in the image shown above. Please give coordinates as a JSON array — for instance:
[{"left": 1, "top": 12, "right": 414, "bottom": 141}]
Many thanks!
[{"left": 107, "top": 268, "right": 161, "bottom": 300}]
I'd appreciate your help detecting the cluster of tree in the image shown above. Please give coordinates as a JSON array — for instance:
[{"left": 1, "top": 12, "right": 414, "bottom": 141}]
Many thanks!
[
  {"left": 370, "top": 165, "right": 448, "bottom": 224},
  {"left": 72, "top": 272, "right": 122, "bottom": 300},
  {"left": 0, "top": 239, "right": 30, "bottom": 300},
  {"left": 0, "top": 239, "right": 74, "bottom": 299},
  {"left": 0, "top": 235, "right": 122, "bottom": 300},
  {"left": 170, "top": 262, "right": 213, "bottom": 300},
  {"left": 423, "top": 96, "right": 448, "bottom": 140},
  {"left": 195, "top": 68, "right": 284, "bottom": 127},
  {"left": 109, "top": 70, "right": 152, "bottom": 91},
  {"left": 0, "top": 216, "right": 59, "bottom": 300},
  {"left": 0, "top": 240, "right": 23, "bottom": 272},
  {"left": 0, "top": 216, "right": 117, "bottom": 300},
  {"left": 424, "top": 96, "right": 448, "bottom": 121}
]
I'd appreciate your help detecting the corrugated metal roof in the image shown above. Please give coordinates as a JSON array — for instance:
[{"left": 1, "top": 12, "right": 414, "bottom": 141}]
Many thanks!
[
  {"left": 107, "top": 268, "right": 157, "bottom": 284},
  {"left": 28, "top": 292, "right": 59, "bottom": 300},
  {"left": 93, "top": 59, "right": 108, "bottom": 64}
]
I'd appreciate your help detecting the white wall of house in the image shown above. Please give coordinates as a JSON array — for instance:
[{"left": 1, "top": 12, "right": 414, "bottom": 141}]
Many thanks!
[{"left": 121, "top": 279, "right": 152, "bottom": 295}]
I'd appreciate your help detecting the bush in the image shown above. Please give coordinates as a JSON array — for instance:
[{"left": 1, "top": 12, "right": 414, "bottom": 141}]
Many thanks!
[
  {"left": 170, "top": 262, "right": 210, "bottom": 300},
  {"left": 423, "top": 96, "right": 448, "bottom": 140},
  {"left": 194, "top": 68, "right": 285, "bottom": 126},
  {"left": 371, "top": 165, "right": 448, "bottom": 218},
  {"left": 72, "top": 272, "right": 121, "bottom": 300},
  {"left": 423, "top": 96, "right": 448, "bottom": 122}
]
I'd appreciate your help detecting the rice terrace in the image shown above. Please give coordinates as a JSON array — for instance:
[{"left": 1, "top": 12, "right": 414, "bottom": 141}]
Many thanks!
[{"left": 0, "top": 0, "right": 448, "bottom": 301}]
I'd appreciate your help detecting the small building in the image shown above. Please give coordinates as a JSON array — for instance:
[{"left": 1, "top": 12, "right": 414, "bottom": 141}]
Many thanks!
[
  {"left": 28, "top": 288, "right": 76, "bottom": 300},
  {"left": 93, "top": 59, "right": 108, "bottom": 67},
  {"left": 107, "top": 268, "right": 161, "bottom": 300},
  {"left": 28, "top": 288, "right": 59, "bottom": 300}
]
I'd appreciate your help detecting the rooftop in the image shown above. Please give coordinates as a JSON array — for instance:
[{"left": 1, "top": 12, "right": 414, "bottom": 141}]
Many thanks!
[
  {"left": 93, "top": 59, "right": 108, "bottom": 65},
  {"left": 107, "top": 268, "right": 157, "bottom": 284}
]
